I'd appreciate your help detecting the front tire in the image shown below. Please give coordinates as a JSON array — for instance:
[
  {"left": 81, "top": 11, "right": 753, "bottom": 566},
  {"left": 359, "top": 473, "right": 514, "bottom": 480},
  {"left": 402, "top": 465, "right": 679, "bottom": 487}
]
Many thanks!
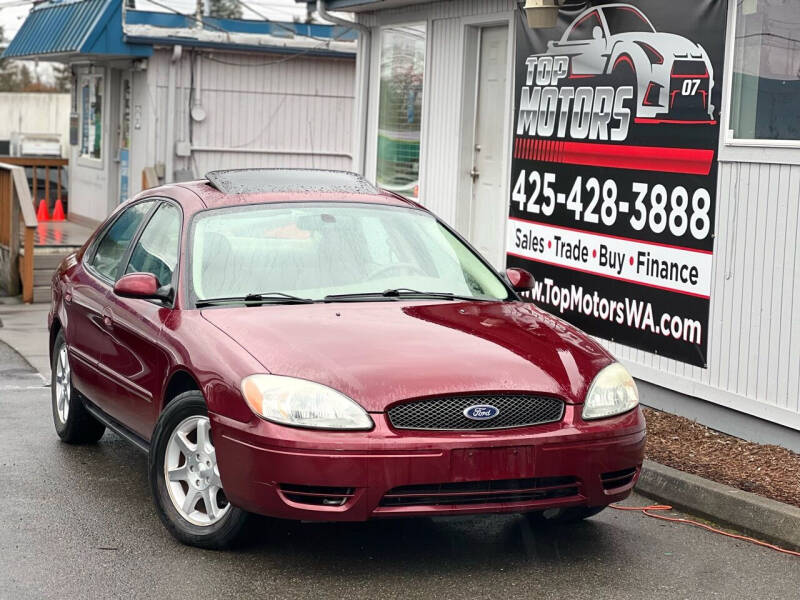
[
  {"left": 51, "top": 331, "right": 106, "bottom": 444},
  {"left": 149, "top": 391, "right": 249, "bottom": 549}
]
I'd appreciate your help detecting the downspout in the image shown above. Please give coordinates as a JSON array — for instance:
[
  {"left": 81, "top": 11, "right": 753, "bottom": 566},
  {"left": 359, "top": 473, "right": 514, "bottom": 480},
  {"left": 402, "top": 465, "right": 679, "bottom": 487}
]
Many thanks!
[
  {"left": 165, "top": 44, "right": 182, "bottom": 184},
  {"left": 316, "top": 0, "right": 370, "bottom": 175}
]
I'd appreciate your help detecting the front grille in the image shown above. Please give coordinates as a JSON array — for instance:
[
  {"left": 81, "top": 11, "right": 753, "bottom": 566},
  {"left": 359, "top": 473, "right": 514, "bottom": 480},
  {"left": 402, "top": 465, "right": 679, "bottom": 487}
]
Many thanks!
[
  {"left": 380, "top": 476, "right": 580, "bottom": 507},
  {"left": 387, "top": 394, "right": 564, "bottom": 431},
  {"left": 671, "top": 60, "right": 708, "bottom": 77},
  {"left": 279, "top": 484, "right": 355, "bottom": 507},
  {"left": 601, "top": 467, "right": 638, "bottom": 490}
]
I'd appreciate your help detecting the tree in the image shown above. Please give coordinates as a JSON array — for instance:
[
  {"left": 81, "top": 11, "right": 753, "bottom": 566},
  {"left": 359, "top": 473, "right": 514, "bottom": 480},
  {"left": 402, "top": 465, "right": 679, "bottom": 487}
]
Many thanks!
[
  {"left": 0, "top": 25, "right": 20, "bottom": 92},
  {"left": 53, "top": 63, "right": 72, "bottom": 92},
  {"left": 17, "top": 63, "right": 33, "bottom": 90},
  {"left": 209, "top": 0, "right": 242, "bottom": 20}
]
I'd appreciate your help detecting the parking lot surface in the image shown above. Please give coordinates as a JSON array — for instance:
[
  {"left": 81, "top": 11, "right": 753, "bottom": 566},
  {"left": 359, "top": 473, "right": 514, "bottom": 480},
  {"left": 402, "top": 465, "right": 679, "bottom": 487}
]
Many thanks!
[{"left": 1, "top": 341, "right": 798, "bottom": 600}]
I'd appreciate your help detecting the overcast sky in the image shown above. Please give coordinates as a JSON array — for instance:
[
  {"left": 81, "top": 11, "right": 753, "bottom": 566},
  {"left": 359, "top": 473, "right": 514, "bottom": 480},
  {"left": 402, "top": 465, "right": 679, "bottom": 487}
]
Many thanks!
[{"left": 0, "top": 0, "right": 311, "bottom": 40}]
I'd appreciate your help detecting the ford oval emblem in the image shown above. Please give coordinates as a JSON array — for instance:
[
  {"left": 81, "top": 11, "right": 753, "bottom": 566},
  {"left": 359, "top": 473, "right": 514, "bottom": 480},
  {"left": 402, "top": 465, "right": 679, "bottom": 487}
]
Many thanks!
[{"left": 463, "top": 405, "right": 500, "bottom": 421}]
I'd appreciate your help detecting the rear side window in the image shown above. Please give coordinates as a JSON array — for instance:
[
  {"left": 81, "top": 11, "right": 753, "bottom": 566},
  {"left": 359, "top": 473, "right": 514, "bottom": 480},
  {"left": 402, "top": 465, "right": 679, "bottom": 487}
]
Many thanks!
[
  {"left": 125, "top": 203, "right": 181, "bottom": 287},
  {"left": 90, "top": 201, "right": 154, "bottom": 281}
]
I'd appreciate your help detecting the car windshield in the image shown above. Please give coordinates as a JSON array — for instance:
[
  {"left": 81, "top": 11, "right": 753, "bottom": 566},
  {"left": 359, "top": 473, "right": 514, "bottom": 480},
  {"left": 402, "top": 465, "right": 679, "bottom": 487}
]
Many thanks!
[
  {"left": 603, "top": 7, "right": 655, "bottom": 35},
  {"left": 190, "top": 202, "right": 510, "bottom": 303}
]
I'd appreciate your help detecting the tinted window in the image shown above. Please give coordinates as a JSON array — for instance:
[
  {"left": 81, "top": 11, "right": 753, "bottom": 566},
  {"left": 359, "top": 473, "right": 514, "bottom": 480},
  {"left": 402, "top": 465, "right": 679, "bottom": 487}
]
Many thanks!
[
  {"left": 568, "top": 11, "right": 603, "bottom": 41},
  {"left": 90, "top": 201, "right": 154, "bottom": 281},
  {"left": 126, "top": 203, "right": 181, "bottom": 287},
  {"left": 603, "top": 7, "right": 655, "bottom": 36}
]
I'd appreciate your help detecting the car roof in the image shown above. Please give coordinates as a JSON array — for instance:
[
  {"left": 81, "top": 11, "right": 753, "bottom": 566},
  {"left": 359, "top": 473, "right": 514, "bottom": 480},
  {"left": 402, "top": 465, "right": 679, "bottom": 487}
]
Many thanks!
[{"left": 169, "top": 169, "right": 422, "bottom": 211}]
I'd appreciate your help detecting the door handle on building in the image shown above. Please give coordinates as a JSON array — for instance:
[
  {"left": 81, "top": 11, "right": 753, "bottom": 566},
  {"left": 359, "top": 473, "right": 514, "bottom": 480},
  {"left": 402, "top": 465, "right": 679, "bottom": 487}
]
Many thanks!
[{"left": 470, "top": 167, "right": 480, "bottom": 180}]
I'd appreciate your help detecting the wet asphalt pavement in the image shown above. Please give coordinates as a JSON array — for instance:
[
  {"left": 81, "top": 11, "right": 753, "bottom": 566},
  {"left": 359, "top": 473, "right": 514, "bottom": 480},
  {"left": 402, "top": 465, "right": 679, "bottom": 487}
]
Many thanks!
[{"left": 1, "top": 340, "right": 798, "bottom": 600}]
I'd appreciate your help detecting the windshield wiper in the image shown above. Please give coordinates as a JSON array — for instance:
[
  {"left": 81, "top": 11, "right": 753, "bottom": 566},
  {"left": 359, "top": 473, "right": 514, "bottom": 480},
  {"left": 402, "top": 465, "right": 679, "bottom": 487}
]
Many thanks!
[
  {"left": 324, "top": 289, "right": 478, "bottom": 303},
  {"left": 197, "top": 292, "right": 315, "bottom": 307}
]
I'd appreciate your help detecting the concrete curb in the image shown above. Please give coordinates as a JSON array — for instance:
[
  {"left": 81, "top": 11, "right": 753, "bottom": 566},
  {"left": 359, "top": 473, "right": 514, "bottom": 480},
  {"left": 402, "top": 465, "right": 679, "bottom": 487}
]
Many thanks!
[{"left": 636, "top": 459, "right": 800, "bottom": 551}]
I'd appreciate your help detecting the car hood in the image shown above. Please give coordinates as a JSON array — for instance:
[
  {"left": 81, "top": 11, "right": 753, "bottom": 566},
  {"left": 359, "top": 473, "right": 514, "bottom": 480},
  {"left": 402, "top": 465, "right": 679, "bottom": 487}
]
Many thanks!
[
  {"left": 613, "top": 32, "right": 705, "bottom": 58},
  {"left": 201, "top": 301, "right": 614, "bottom": 412}
]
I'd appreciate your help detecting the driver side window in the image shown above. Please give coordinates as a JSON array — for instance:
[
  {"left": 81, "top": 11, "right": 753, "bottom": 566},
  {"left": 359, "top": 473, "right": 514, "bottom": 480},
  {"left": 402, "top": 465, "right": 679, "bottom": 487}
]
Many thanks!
[
  {"left": 125, "top": 202, "right": 181, "bottom": 287},
  {"left": 568, "top": 11, "right": 602, "bottom": 41},
  {"left": 89, "top": 201, "right": 155, "bottom": 281}
]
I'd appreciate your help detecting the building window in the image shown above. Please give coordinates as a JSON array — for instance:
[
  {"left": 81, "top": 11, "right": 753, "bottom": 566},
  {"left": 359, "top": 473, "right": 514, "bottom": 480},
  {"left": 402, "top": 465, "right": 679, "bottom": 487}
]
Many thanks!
[
  {"left": 376, "top": 24, "right": 426, "bottom": 199},
  {"left": 730, "top": 1, "right": 800, "bottom": 141},
  {"left": 80, "top": 75, "right": 104, "bottom": 160}
]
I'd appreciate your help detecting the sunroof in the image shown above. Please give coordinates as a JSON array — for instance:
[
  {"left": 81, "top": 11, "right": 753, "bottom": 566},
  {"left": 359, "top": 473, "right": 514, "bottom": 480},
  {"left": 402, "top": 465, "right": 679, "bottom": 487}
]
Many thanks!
[{"left": 205, "top": 169, "right": 379, "bottom": 196}]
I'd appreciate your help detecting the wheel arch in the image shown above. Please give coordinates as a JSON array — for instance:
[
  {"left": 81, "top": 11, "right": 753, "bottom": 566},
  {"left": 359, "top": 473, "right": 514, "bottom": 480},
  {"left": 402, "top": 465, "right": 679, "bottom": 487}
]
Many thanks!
[
  {"left": 607, "top": 41, "right": 650, "bottom": 80},
  {"left": 49, "top": 317, "right": 63, "bottom": 364},
  {"left": 161, "top": 368, "right": 203, "bottom": 411}
]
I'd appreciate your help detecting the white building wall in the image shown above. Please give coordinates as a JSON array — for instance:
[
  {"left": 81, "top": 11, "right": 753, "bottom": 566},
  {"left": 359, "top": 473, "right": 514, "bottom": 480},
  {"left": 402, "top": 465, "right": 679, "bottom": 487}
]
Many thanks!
[
  {"left": 146, "top": 48, "right": 356, "bottom": 181},
  {"left": 360, "top": 0, "right": 516, "bottom": 227},
  {"left": 0, "top": 92, "right": 70, "bottom": 156},
  {"left": 357, "top": 0, "right": 800, "bottom": 432}
]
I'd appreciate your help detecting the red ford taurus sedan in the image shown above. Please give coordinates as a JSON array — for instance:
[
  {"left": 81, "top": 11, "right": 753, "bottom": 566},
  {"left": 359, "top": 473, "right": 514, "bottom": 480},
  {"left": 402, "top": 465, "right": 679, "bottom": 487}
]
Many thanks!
[{"left": 49, "top": 169, "right": 645, "bottom": 548}]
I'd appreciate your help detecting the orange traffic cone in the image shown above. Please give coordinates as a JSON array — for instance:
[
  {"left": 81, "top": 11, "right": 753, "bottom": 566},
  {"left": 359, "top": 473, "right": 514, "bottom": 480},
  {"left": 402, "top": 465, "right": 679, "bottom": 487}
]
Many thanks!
[
  {"left": 36, "top": 199, "right": 50, "bottom": 221},
  {"left": 52, "top": 198, "right": 65, "bottom": 221}
]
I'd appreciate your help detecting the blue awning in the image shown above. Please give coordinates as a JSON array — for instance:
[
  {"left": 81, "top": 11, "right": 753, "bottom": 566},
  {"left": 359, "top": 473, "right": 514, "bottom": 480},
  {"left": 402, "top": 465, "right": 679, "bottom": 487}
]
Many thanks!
[
  {"left": 3, "top": 0, "right": 356, "bottom": 61},
  {"left": 295, "top": 0, "right": 431, "bottom": 12},
  {"left": 3, "top": 0, "right": 151, "bottom": 60}
]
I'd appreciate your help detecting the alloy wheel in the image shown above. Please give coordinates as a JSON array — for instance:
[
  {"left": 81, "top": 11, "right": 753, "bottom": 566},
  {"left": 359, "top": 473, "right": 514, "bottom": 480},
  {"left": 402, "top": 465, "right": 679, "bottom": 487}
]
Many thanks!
[
  {"left": 163, "top": 416, "right": 230, "bottom": 526},
  {"left": 54, "top": 345, "right": 71, "bottom": 424}
]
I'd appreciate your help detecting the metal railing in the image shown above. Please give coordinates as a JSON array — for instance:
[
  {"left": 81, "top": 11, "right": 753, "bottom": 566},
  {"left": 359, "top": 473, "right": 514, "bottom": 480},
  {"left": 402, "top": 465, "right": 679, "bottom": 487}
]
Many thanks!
[{"left": 0, "top": 163, "right": 38, "bottom": 303}]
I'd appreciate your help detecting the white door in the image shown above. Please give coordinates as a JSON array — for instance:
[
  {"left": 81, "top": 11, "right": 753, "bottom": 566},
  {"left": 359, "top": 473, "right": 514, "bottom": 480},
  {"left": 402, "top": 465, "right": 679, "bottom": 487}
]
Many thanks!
[
  {"left": 118, "top": 75, "right": 131, "bottom": 205},
  {"left": 469, "top": 26, "right": 509, "bottom": 269}
]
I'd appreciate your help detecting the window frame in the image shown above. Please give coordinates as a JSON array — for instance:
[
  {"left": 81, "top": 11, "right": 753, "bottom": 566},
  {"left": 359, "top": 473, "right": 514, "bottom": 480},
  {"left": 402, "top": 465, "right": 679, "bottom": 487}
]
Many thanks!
[
  {"left": 184, "top": 200, "right": 517, "bottom": 309},
  {"left": 77, "top": 72, "right": 106, "bottom": 166},
  {"left": 121, "top": 198, "right": 184, "bottom": 307},
  {"left": 720, "top": 0, "right": 800, "bottom": 163},
  {"left": 84, "top": 199, "right": 159, "bottom": 287},
  {"left": 374, "top": 22, "right": 429, "bottom": 200}
]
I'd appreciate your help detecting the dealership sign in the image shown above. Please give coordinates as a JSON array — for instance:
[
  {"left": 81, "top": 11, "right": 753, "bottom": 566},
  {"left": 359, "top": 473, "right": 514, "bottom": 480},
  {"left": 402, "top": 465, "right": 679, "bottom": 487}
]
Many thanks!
[{"left": 507, "top": 1, "right": 727, "bottom": 367}]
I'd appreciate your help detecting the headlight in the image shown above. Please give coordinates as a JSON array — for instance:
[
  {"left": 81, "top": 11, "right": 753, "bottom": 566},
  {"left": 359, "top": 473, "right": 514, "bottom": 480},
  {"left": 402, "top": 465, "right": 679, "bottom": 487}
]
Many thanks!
[
  {"left": 241, "top": 374, "right": 373, "bottom": 430},
  {"left": 582, "top": 363, "right": 639, "bottom": 420}
]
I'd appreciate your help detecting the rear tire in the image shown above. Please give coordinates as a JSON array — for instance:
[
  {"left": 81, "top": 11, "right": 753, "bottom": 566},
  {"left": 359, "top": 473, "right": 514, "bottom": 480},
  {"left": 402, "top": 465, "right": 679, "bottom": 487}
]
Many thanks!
[
  {"left": 526, "top": 506, "right": 606, "bottom": 525},
  {"left": 149, "top": 391, "right": 249, "bottom": 549},
  {"left": 51, "top": 330, "right": 106, "bottom": 444}
]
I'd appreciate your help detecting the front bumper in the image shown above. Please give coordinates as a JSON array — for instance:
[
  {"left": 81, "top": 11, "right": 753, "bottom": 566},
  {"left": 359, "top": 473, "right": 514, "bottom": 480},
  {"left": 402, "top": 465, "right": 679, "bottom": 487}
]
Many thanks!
[{"left": 210, "top": 405, "right": 645, "bottom": 521}]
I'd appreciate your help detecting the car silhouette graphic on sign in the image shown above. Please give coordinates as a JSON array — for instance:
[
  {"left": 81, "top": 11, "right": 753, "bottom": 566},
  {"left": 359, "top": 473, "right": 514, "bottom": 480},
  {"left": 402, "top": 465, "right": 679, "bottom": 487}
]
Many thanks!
[{"left": 547, "top": 3, "right": 715, "bottom": 125}]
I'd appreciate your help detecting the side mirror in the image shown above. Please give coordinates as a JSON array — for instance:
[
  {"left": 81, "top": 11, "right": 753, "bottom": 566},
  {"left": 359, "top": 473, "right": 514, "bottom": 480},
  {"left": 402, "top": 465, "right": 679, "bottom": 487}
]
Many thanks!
[
  {"left": 592, "top": 26, "right": 603, "bottom": 40},
  {"left": 114, "top": 272, "right": 173, "bottom": 303},
  {"left": 506, "top": 267, "right": 535, "bottom": 292}
]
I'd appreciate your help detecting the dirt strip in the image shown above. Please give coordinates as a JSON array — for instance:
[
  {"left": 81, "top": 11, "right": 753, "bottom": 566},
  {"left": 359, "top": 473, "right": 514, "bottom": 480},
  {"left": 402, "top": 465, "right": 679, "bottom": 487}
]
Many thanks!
[{"left": 642, "top": 407, "right": 800, "bottom": 509}]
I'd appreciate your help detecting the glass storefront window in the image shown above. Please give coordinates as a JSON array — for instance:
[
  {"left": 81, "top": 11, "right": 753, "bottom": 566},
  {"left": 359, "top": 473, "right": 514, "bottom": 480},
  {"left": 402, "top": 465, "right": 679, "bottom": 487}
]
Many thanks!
[
  {"left": 80, "top": 75, "right": 103, "bottom": 159},
  {"left": 376, "top": 25, "right": 426, "bottom": 199},
  {"left": 730, "top": 1, "right": 800, "bottom": 141}
]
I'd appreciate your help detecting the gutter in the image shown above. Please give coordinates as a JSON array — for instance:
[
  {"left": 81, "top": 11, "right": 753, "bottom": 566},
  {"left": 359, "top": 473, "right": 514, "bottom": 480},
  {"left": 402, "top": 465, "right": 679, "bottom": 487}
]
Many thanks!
[
  {"left": 316, "top": 0, "right": 370, "bottom": 175},
  {"left": 165, "top": 44, "right": 182, "bottom": 184}
]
